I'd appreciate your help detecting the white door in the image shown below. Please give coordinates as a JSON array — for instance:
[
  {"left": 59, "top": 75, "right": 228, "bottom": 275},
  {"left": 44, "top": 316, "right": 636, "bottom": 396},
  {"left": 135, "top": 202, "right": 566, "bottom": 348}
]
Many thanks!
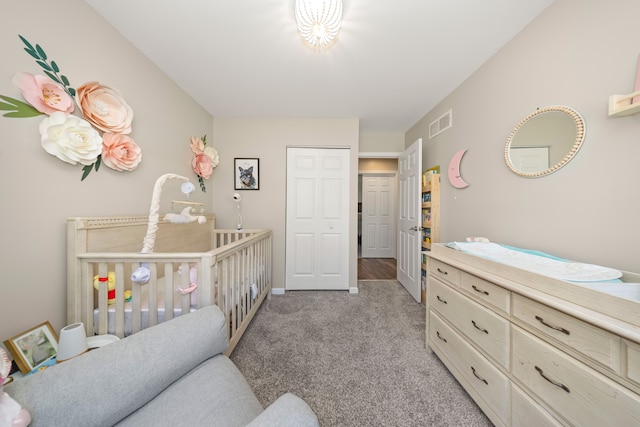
[
  {"left": 361, "top": 174, "right": 396, "bottom": 258},
  {"left": 286, "top": 147, "right": 350, "bottom": 290},
  {"left": 397, "top": 139, "right": 422, "bottom": 302}
]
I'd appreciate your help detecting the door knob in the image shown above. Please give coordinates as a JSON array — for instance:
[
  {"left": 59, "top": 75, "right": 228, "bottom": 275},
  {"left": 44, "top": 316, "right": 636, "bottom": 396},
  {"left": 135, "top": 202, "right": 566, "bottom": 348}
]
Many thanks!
[{"left": 409, "top": 225, "right": 420, "bottom": 232}]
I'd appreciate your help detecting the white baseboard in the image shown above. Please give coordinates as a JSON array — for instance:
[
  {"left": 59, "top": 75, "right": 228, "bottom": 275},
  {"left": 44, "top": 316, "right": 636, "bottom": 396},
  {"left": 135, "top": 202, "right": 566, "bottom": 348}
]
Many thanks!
[
  {"left": 271, "top": 287, "right": 286, "bottom": 295},
  {"left": 349, "top": 287, "right": 359, "bottom": 294}
]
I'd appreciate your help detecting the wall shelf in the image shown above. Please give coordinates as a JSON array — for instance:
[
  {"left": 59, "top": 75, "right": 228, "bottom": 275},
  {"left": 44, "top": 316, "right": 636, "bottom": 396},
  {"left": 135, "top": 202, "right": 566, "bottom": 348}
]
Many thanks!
[{"left": 608, "top": 89, "right": 640, "bottom": 116}]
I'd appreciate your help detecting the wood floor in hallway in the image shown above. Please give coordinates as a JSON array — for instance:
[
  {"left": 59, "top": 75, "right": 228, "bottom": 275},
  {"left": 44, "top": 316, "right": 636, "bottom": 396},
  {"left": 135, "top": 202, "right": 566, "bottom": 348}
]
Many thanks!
[{"left": 357, "top": 258, "right": 397, "bottom": 280}]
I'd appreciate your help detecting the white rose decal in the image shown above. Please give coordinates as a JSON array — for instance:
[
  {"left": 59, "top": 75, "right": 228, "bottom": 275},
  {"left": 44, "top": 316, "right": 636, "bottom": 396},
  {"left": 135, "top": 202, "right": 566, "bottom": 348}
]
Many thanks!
[{"left": 39, "top": 112, "right": 103, "bottom": 166}]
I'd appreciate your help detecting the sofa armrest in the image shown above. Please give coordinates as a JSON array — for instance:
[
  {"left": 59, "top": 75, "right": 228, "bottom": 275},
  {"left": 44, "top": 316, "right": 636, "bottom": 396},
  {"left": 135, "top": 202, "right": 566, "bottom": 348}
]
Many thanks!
[
  {"left": 6, "top": 305, "right": 228, "bottom": 427},
  {"left": 246, "top": 393, "right": 319, "bottom": 427}
]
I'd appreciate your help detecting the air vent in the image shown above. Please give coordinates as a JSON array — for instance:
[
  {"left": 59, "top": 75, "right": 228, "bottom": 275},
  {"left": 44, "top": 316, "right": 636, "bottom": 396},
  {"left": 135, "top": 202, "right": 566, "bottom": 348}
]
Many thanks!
[{"left": 428, "top": 109, "right": 452, "bottom": 139}]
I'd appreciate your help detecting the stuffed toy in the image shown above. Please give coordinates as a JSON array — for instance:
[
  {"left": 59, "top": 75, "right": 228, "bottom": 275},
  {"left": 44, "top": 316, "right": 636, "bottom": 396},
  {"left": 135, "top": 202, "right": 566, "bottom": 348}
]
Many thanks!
[
  {"left": 163, "top": 206, "right": 206, "bottom": 224},
  {"left": 0, "top": 348, "right": 31, "bottom": 426},
  {"left": 177, "top": 264, "right": 198, "bottom": 306},
  {"left": 93, "top": 271, "right": 116, "bottom": 304}
]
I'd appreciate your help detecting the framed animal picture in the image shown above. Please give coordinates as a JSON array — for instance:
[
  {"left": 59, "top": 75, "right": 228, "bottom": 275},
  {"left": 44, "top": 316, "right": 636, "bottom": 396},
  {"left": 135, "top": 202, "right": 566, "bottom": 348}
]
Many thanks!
[{"left": 234, "top": 158, "right": 260, "bottom": 190}]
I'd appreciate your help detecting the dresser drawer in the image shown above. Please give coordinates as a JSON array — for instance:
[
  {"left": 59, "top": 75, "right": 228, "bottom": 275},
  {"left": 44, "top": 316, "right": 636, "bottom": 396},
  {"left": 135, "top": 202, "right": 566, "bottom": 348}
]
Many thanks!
[
  {"left": 460, "top": 271, "right": 510, "bottom": 314},
  {"left": 429, "top": 278, "right": 510, "bottom": 368},
  {"left": 429, "top": 258, "right": 461, "bottom": 286},
  {"left": 625, "top": 339, "right": 640, "bottom": 386},
  {"left": 512, "top": 294, "right": 621, "bottom": 372},
  {"left": 429, "top": 311, "right": 510, "bottom": 426},
  {"left": 511, "top": 384, "right": 562, "bottom": 427},
  {"left": 512, "top": 326, "right": 640, "bottom": 427}
]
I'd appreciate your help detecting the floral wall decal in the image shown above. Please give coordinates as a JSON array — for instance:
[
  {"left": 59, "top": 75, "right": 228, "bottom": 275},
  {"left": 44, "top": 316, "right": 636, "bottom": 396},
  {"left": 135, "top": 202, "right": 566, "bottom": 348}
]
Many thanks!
[
  {"left": 190, "top": 135, "right": 219, "bottom": 192},
  {"left": 0, "top": 35, "right": 141, "bottom": 180}
]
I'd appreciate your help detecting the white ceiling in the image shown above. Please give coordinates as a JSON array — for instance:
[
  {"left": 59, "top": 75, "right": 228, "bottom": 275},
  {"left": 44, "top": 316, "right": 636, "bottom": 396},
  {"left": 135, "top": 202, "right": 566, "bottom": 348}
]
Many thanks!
[{"left": 86, "top": 0, "right": 554, "bottom": 133}]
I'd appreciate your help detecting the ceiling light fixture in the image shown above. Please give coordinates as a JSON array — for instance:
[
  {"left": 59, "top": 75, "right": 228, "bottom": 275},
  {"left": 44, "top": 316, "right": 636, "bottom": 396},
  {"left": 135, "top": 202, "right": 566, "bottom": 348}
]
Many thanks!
[{"left": 295, "top": 0, "right": 343, "bottom": 51}]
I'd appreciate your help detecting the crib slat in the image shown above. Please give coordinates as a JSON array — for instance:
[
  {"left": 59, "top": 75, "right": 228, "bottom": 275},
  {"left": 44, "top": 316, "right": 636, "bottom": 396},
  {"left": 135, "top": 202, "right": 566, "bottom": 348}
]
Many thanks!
[
  {"left": 147, "top": 263, "right": 158, "bottom": 328},
  {"left": 114, "top": 263, "right": 125, "bottom": 338},
  {"left": 96, "top": 263, "right": 109, "bottom": 335},
  {"left": 80, "top": 262, "right": 94, "bottom": 338},
  {"left": 164, "top": 263, "right": 174, "bottom": 322}
]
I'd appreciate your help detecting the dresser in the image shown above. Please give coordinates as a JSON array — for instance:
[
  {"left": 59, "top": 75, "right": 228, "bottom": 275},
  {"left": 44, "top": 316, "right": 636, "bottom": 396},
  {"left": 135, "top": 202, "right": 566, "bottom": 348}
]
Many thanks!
[{"left": 425, "top": 244, "right": 640, "bottom": 427}]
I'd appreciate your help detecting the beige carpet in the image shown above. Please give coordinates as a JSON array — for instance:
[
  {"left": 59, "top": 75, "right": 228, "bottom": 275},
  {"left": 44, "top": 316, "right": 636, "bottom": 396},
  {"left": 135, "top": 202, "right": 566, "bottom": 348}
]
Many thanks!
[{"left": 230, "top": 280, "right": 493, "bottom": 426}]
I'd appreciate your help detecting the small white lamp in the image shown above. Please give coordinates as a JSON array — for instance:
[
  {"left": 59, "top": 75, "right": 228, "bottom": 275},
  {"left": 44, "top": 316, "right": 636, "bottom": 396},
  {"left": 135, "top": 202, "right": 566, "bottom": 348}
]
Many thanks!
[
  {"left": 233, "top": 192, "right": 243, "bottom": 231},
  {"left": 57, "top": 323, "right": 88, "bottom": 362}
]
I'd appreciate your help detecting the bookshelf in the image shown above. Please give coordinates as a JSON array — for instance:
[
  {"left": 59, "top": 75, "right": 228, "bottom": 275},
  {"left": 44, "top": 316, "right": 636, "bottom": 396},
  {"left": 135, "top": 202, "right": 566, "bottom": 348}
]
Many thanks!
[{"left": 421, "top": 172, "right": 440, "bottom": 303}]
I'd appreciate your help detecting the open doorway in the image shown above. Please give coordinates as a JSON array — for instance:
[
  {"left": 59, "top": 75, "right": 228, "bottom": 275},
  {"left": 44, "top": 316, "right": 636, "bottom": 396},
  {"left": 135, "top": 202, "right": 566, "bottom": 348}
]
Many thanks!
[{"left": 358, "top": 157, "right": 398, "bottom": 280}]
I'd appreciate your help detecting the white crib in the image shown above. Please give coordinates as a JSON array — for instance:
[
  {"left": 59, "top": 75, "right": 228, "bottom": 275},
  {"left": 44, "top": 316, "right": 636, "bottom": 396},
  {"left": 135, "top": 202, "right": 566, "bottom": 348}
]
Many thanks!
[{"left": 66, "top": 215, "right": 272, "bottom": 355}]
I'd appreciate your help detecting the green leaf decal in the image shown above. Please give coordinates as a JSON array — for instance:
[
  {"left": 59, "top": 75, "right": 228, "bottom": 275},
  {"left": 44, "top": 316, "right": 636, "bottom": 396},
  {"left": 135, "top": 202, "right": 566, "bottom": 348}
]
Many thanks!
[
  {"left": 19, "top": 35, "right": 75, "bottom": 98},
  {"left": 81, "top": 165, "right": 92, "bottom": 181},
  {"left": 0, "top": 95, "right": 43, "bottom": 117},
  {"left": 43, "top": 70, "right": 61, "bottom": 84},
  {"left": 35, "top": 44, "right": 46, "bottom": 60},
  {"left": 23, "top": 48, "right": 39, "bottom": 60},
  {"left": 36, "top": 60, "right": 52, "bottom": 71},
  {"left": 18, "top": 35, "right": 35, "bottom": 51}
]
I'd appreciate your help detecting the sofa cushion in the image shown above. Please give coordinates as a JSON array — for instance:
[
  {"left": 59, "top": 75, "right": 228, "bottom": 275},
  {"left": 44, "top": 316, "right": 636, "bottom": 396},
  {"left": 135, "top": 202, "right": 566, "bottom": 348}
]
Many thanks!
[
  {"left": 6, "top": 305, "right": 228, "bottom": 427},
  {"left": 116, "top": 355, "right": 264, "bottom": 426},
  {"left": 246, "top": 393, "right": 319, "bottom": 427}
]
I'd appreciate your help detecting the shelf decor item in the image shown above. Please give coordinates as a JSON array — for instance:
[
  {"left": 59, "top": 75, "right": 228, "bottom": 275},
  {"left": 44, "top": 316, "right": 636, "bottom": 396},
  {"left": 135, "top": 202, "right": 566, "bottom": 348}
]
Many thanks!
[{"left": 3, "top": 322, "right": 58, "bottom": 374}]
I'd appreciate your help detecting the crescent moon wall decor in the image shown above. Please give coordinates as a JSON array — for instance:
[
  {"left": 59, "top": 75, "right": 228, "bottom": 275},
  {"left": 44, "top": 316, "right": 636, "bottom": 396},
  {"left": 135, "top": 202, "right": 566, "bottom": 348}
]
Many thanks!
[{"left": 448, "top": 149, "right": 469, "bottom": 188}]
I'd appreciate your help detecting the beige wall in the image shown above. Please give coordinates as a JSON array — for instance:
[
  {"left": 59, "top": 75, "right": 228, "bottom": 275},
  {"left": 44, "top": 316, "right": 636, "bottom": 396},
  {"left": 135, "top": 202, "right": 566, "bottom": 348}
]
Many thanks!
[
  {"left": 0, "top": 0, "right": 213, "bottom": 340},
  {"left": 358, "top": 158, "right": 398, "bottom": 172},
  {"left": 406, "top": 0, "right": 640, "bottom": 273},
  {"left": 359, "top": 132, "right": 404, "bottom": 153},
  {"left": 210, "top": 118, "right": 360, "bottom": 291}
]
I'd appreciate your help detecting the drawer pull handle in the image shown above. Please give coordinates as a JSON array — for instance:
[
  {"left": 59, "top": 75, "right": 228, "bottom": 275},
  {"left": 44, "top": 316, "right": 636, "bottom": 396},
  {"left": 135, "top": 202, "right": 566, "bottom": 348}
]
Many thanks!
[
  {"left": 437, "top": 268, "right": 448, "bottom": 275},
  {"left": 535, "top": 315, "right": 570, "bottom": 335},
  {"left": 472, "top": 285, "right": 489, "bottom": 295},
  {"left": 471, "top": 366, "right": 488, "bottom": 385},
  {"left": 436, "top": 295, "right": 448, "bottom": 304},
  {"left": 471, "top": 320, "right": 489, "bottom": 334},
  {"left": 535, "top": 366, "right": 570, "bottom": 393},
  {"left": 436, "top": 331, "right": 447, "bottom": 343}
]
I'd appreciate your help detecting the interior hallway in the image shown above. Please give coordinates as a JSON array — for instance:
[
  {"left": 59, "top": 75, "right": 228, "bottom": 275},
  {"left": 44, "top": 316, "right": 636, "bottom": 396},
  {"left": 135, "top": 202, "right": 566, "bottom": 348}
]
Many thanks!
[{"left": 357, "top": 258, "right": 397, "bottom": 280}]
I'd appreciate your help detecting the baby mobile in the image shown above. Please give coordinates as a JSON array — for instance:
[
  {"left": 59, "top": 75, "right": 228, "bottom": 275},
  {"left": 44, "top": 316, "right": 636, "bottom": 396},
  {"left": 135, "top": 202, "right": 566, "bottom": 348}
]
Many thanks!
[{"left": 0, "top": 35, "right": 142, "bottom": 180}]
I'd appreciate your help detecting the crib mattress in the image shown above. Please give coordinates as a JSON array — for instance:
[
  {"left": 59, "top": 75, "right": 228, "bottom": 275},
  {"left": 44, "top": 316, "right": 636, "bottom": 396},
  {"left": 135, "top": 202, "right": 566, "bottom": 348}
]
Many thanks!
[{"left": 93, "top": 285, "right": 196, "bottom": 336}]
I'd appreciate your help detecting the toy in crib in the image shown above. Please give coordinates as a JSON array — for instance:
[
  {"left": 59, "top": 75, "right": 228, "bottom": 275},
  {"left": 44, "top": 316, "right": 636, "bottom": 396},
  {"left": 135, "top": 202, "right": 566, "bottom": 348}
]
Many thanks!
[
  {"left": 93, "top": 272, "right": 132, "bottom": 304},
  {"left": 177, "top": 264, "right": 198, "bottom": 306},
  {"left": 0, "top": 348, "right": 31, "bottom": 427},
  {"left": 163, "top": 204, "right": 206, "bottom": 224},
  {"left": 94, "top": 272, "right": 116, "bottom": 304}
]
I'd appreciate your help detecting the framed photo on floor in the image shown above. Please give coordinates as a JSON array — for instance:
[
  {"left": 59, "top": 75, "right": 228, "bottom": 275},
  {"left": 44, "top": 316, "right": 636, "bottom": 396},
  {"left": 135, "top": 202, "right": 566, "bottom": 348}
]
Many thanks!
[
  {"left": 234, "top": 158, "right": 260, "bottom": 190},
  {"left": 3, "top": 321, "right": 58, "bottom": 374}
]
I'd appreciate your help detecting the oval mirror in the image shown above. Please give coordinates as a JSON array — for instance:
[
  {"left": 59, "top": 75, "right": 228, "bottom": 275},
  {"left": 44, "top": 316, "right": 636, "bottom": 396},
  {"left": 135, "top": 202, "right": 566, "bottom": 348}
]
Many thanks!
[{"left": 504, "top": 105, "right": 586, "bottom": 178}]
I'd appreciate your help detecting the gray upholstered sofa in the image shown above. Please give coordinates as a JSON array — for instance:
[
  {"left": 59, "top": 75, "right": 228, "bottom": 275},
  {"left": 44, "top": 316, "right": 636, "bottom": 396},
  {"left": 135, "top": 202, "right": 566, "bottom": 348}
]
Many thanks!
[{"left": 5, "top": 305, "right": 318, "bottom": 427}]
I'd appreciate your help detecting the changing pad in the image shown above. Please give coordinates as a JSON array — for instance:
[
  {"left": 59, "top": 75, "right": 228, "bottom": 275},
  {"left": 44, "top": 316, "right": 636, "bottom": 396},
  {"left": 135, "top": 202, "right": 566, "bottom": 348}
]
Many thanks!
[{"left": 446, "top": 242, "right": 622, "bottom": 282}]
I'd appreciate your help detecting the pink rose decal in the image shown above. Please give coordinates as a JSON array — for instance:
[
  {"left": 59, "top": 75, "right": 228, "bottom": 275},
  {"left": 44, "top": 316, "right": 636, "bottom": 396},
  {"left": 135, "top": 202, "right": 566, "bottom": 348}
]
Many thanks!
[
  {"left": 101, "top": 133, "right": 142, "bottom": 172},
  {"left": 192, "top": 153, "right": 214, "bottom": 179},
  {"left": 12, "top": 72, "right": 74, "bottom": 115},
  {"left": 189, "top": 135, "right": 218, "bottom": 192},
  {"left": 76, "top": 82, "right": 133, "bottom": 134}
]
